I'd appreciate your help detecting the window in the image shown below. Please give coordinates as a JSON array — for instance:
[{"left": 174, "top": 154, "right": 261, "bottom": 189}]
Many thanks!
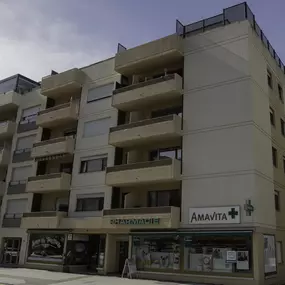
[
  {"left": 272, "top": 147, "right": 278, "bottom": 167},
  {"left": 132, "top": 233, "right": 252, "bottom": 273},
  {"left": 270, "top": 108, "right": 275, "bottom": 126},
  {"left": 27, "top": 234, "right": 65, "bottom": 262},
  {"left": 87, "top": 84, "right": 113, "bottom": 103},
  {"left": 83, "top": 117, "right": 110, "bottom": 138},
  {"left": 56, "top": 197, "right": 69, "bottom": 212},
  {"left": 6, "top": 199, "right": 28, "bottom": 214},
  {"left": 267, "top": 70, "right": 273, "bottom": 89},
  {"left": 80, "top": 155, "right": 107, "bottom": 173},
  {"left": 21, "top": 105, "right": 40, "bottom": 122},
  {"left": 277, "top": 241, "right": 283, "bottom": 264},
  {"left": 264, "top": 235, "right": 277, "bottom": 276},
  {"left": 151, "top": 106, "right": 183, "bottom": 118},
  {"left": 150, "top": 147, "right": 182, "bottom": 161},
  {"left": 76, "top": 195, "right": 104, "bottom": 211},
  {"left": 275, "top": 190, "right": 280, "bottom": 211},
  {"left": 11, "top": 166, "right": 32, "bottom": 182},
  {"left": 16, "top": 135, "right": 36, "bottom": 150},
  {"left": 281, "top": 119, "right": 285, "bottom": 136},
  {"left": 148, "top": 190, "right": 181, "bottom": 207},
  {"left": 278, "top": 84, "right": 283, "bottom": 102}
]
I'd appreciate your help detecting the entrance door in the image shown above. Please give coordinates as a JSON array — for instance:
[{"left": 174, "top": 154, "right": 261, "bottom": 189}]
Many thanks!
[
  {"left": 2, "top": 238, "right": 22, "bottom": 265},
  {"left": 118, "top": 241, "right": 129, "bottom": 273}
]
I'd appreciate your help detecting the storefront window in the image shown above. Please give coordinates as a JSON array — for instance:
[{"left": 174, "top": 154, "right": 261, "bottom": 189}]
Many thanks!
[
  {"left": 132, "top": 235, "right": 180, "bottom": 271},
  {"left": 264, "top": 235, "right": 277, "bottom": 276},
  {"left": 27, "top": 234, "right": 65, "bottom": 262},
  {"left": 184, "top": 234, "right": 252, "bottom": 273}
]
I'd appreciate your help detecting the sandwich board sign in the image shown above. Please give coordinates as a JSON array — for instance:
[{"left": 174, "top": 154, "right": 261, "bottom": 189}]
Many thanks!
[{"left": 121, "top": 258, "right": 137, "bottom": 279}]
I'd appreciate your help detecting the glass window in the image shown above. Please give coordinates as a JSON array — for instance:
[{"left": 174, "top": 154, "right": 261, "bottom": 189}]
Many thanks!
[
  {"left": 21, "top": 105, "right": 41, "bottom": 122},
  {"left": 184, "top": 234, "right": 252, "bottom": 273},
  {"left": 132, "top": 235, "right": 181, "bottom": 271},
  {"left": 270, "top": 108, "right": 275, "bottom": 126},
  {"left": 148, "top": 190, "right": 181, "bottom": 207},
  {"left": 267, "top": 70, "right": 273, "bottom": 89},
  {"left": 275, "top": 191, "right": 280, "bottom": 211},
  {"left": 27, "top": 234, "right": 65, "bottom": 262},
  {"left": 277, "top": 241, "right": 283, "bottom": 264},
  {"left": 281, "top": 119, "right": 285, "bottom": 136},
  {"left": 278, "top": 84, "right": 283, "bottom": 103},
  {"left": 264, "top": 235, "right": 277, "bottom": 276},
  {"left": 87, "top": 84, "right": 113, "bottom": 103},
  {"left": 150, "top": 147, "right": 182, "bottom": 161},
  {"left": 83, "top": 117, "right": 110, "bottom": 138},
  {"left": 11, "top": 166, "right": 32, "bottom": 182},
  {"left": 16, "top": 135, "right": 36, "bottom": 150},
  {"left": 272, "top": 147, "right": 278, "bottom": 167},
  {"left": 80, "top": 155, "right": 107, "bottom": 173},
  {"left": 151, "top": 106, "right": 182, "bottom": 118},
  {"left": 76, "top": 197, "right": 104, "bottom": 212}
]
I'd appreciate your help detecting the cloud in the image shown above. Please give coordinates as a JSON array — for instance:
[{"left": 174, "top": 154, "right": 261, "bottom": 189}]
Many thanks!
[{"left": 0, "top": 0, "right": 114, "bottom": 81}]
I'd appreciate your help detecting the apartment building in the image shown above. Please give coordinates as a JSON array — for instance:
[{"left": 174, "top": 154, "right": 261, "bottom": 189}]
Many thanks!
[{"left": 0, "top": 2, "right": 285, "bottom": 285}]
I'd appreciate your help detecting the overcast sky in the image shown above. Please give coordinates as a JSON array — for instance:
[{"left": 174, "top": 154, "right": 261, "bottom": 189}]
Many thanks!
[{"left": 0, "top": 0, "right": 284, "bottom": 81}]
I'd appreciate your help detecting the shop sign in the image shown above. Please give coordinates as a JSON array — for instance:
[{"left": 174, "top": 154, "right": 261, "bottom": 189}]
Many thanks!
[
  {"left": 110, "top": 218, "right": 160, "bottom": 225},
  {"left": 189, "top": 206, "right": 240, "bottom": 224}
]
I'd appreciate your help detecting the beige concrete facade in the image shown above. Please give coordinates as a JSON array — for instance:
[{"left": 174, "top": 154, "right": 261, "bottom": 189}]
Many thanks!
[{"left": 0, "top": 3, "right": 285, "bottom": 285}]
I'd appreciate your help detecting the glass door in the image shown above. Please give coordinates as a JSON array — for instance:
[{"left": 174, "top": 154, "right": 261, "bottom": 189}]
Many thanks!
[{"left": 2, "top": 238, "right": 22, "bottom": 265}]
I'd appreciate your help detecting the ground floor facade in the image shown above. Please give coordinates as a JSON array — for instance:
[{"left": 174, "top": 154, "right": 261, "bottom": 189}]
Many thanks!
[{"left": 1, "top": 227, "right": 285, "bottom": 285}]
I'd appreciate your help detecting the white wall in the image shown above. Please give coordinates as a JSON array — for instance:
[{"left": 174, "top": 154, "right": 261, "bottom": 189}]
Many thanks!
[
  {"left": 181, "top": 20, "right": 275, "bottom": 229},
  {"left": 69, "top": 58, "right": 119, "bottom": 214}
]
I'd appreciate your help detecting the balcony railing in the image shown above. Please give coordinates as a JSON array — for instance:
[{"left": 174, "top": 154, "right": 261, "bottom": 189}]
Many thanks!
[
  {"left": 103, "top": 206, "right": 173, "bottom": 216},
  {"left": 2, "top": 213, "right": 22, "bottom": 228}
]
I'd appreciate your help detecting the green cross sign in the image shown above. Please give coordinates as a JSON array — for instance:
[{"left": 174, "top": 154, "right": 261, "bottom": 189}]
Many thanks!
[{"left": 228, "top": 208, "right": 239, "bottom": 219}]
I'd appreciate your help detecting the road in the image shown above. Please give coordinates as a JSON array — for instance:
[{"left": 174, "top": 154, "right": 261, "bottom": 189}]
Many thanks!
[{"left": 0, "top": 268, "right": 199, "bottom": 285}]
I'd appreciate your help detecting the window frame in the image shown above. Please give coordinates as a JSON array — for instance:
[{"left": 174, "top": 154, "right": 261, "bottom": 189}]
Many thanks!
[
  {"left": 272, "top": 147, "right": 278, "bottom": 168},
  {"left": 267, "top": 70, "right": 273, "bottom": 89},
  {"left": 275, "top": 190, "right": 280, "bottom": 211},
  {"left": 76, "top": 197, "right": 104, "bottom": 212},
  {"left": 281, "top": 118, "right": 285, "bottom": 136},
  {"left": 270, "top": 108, "right": 275, "bottom": 127},
  {"left": 278, "top": 84, "right": 284, "bottom": 103},
  {"left": 149, "top": 147, "right": 182, "bottom": 161},
  {"left": 79, "top": 155, "right": 108, "bottom": 174},
  {"left": 87, "top": 83, "right": 113, "bottom": 103},
  {"left": 147, "top": 189, "right": 181, "bottom": 208}
]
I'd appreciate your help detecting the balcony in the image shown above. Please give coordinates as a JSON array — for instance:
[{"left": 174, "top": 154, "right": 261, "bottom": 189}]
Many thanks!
[
  {"left": 31, "top": 136, "right": 75, "bottom": 160},
  {"left": 0, "top": 121, "right": 16, "bottom": 138},
  {"left": 2, "top": 214, "right": 22, "bottom": 228},
  {"left": 21, "top": 211, "right": 67, "bottom": 229},
  {"left": 41, "top": 68, "right": 85, "bottom": 98},
  {"left": 26, "top": 173, "right": 71, "bottom": 193},
  {"left": 112, "top": 73, "right": 183, "bottom": 111},
  {"left": 106, "top": 158, "right": 181, "bottom": 187},
  {"left": 102, "top": 206, "right": 180, "bottom": 229},
  {"left": 0, "top": 91, "right": 21, "bottom": 112},
  {"left": 0, "top": 147, "right": 11, "bottom": 166},
  {"left": 115, "top": 34, "right": 183, "bottom": 75},
  {"left": 109, "top": 114, "right": 182, "bottom": 148},
  {"left": 36, "top": 101, "right": 79, "bottom": 128}
]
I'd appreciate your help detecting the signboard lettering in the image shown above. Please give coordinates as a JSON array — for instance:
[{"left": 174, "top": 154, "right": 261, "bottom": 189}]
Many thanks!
[
  {"left": 189, "top": 206, "right": 240, "bottom": 224},
  {"left": 110, "top": 218, "right": 160, "bottom": 225}
]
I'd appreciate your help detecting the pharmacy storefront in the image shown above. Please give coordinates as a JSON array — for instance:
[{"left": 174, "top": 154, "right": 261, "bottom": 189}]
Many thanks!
[{"left": 128, "top": 206, "right": 278, "bottom": 285}]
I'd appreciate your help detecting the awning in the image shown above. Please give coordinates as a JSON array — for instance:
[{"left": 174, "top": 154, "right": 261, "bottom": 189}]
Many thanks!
[{"left": 35, "top": 153, "right": 68, "bottom": 162}]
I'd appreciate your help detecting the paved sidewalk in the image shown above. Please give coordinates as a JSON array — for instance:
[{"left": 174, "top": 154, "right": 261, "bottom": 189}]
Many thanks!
[{"left": 0, "top": 268, "right": 200, "bottom": 285}]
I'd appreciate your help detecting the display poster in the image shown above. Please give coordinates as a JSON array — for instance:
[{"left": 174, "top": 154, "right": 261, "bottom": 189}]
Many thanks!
[
  {"left": 264, "top": 235, "right": 277, "bottom": 275},
  {"left": 226, "top": 251, "right": 237, "bottom": 263},
  {"left": 237, "top": 251, "right": 249, "bottom": 270}
]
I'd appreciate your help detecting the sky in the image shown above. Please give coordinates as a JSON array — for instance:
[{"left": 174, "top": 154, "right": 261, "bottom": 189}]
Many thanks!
[{"left": 0, "top": 0, "right": 284, "bottom": 81}]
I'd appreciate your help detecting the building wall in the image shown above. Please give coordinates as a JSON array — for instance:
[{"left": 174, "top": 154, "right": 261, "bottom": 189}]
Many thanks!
[
  {"left": 0, "top": 87, "right": 46, "bottom": 264},
  {"left": 69, "top": 58, "right": 119, "bottom": 216},
  {"left": 181, "top": 21, "right": 276, "bottom": 232}
]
